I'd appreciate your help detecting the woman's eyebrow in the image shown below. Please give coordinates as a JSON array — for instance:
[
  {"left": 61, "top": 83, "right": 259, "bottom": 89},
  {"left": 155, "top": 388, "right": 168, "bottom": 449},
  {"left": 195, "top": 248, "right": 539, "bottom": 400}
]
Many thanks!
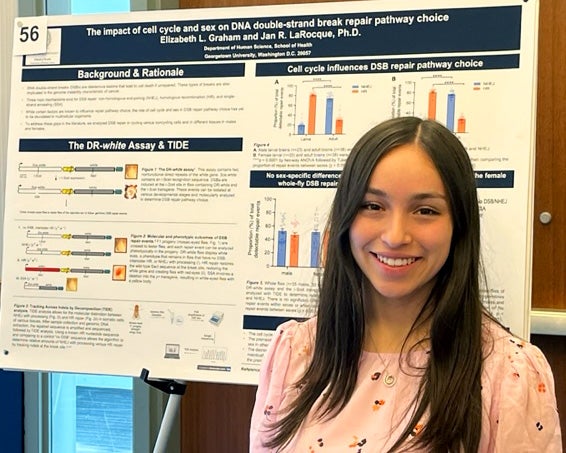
[
  {"left": 411, "top": 192, "right": 447, "bottom": 201},
  {"left": 366, "top": 187, "right": 447, "bottom": 201}
]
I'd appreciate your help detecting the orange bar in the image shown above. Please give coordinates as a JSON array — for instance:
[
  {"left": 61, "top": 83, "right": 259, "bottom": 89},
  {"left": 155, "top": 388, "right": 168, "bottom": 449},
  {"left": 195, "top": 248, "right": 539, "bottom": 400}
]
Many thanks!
[
  {"left": 428, "top": 89, "right": 437, "bottom": 120},
  {"left": 320, "top": 228, "right": 329, "bottom": 267},
  {"left": 335, "top": 117, "right": 343, "bottom": 134},
  {"left": 307, "top": 92, "right": 316, "bottom": 135},
  {"left": 290, "top": 233, "right": 299, "bottom": 267},
  {"left": 457, "top": 115, "right": 466, "bottom": 133}
]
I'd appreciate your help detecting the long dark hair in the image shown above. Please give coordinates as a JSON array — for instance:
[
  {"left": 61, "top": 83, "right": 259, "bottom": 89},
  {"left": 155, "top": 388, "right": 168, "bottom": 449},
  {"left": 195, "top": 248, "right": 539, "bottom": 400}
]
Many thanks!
[{"left": 265, "top": 117, "right": 484, "bottom": 452}]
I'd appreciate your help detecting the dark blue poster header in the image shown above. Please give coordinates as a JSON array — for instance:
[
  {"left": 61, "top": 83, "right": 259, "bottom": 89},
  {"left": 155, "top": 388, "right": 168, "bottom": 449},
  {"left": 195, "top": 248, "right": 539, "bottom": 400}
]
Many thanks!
[
  {"left": 21, "top": 63, "right": 245, "bottom": 82},
  {"left": 37, "top": 6, "right": 521, "bottom": 65},
  {"left": 19, "top": 138, "right": 243, "bottom": 152}
]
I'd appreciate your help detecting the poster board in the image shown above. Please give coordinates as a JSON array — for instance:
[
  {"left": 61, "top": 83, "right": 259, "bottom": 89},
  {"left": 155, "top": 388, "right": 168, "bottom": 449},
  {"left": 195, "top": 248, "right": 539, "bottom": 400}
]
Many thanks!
[{"left": 0, "top": 0, "right": 539, "bottom": 384}]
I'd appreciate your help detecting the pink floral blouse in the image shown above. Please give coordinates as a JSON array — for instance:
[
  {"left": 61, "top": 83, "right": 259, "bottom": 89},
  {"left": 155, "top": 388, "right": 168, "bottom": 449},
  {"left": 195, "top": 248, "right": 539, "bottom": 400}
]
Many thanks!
[{"left": 250, "top": 317, "right": 562, "bottom": 452}]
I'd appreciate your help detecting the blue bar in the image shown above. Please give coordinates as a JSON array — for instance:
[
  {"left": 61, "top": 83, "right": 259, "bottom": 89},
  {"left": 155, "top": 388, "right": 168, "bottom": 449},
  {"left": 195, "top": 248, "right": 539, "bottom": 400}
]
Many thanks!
[
  {"left": 277, "top": 230, "right": 287, "bottom": 266},
  {"left": 446, "top": 91, "right": 455, "bottom": 131},
  {"left": 310, "top": 231, "right": 321, "bottom": 267},
  {"left": 325, "top": 96, "right": 334, "bottom": 135},
  {"left": 242, "top": 315, "right": 307, "bottom": 331},
  {"left": 297, "top": 122, "right": 305, "bottom": 135}
]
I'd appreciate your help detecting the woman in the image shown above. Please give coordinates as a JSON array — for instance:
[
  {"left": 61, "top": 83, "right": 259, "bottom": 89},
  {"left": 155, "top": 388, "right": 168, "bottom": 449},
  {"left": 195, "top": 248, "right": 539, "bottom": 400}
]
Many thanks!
[{"left": 250, "top": 117, "right": 561, "bottom": 452}]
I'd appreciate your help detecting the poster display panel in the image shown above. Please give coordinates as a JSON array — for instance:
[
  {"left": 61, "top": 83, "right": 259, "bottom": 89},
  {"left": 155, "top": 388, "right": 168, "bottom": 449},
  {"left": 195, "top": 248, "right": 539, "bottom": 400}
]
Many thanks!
[{"left": 0, "top": 0, "right": 538, "bottom": 383}]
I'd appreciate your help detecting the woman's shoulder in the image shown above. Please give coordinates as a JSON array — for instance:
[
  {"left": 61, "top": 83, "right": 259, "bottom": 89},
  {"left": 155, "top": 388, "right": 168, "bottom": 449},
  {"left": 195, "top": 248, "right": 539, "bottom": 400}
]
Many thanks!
[
  {"left": 482, "top": 317, "right": 548, "bottom": 370},
  {"left": 275, "top": 316, "right": 317, "bottom": 342},
  {"left": 270, "top": 317, "right": 317, "bottom": 363},
  {"left": 262, "top": 317, "right": 316, "bottom": 375},
  {"left": 483, "top": 319, "right": 553, "bottom": 382},
  {"left": 483, "top": 318, "right": 542, "bottom": 356}
]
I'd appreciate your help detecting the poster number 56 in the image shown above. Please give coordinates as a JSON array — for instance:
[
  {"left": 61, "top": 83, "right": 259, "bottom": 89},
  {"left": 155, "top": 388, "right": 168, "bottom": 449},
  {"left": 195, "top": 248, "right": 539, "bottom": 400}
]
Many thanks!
[
  {"left": 13, "top": 17, "right": 48, "bottom": 56},
  {"left": 20, "top": 25, "right": 40, "bottom": 43}
]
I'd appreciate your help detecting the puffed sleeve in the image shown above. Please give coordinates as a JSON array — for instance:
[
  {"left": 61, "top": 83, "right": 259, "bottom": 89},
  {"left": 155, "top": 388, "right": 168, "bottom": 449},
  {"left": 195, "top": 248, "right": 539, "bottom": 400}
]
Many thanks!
[
  {"left": 494, "top": 337, "right": 562, "bottom": 452},
  {"left": 249, "top": 319, "right": 312, "bottom": 452}
]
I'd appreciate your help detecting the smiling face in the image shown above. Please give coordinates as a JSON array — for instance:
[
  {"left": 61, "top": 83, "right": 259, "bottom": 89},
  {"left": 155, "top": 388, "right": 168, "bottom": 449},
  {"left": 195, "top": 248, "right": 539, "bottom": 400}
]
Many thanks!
[{"left": 349, "top": 143, "right": 453, "bottom": 310}]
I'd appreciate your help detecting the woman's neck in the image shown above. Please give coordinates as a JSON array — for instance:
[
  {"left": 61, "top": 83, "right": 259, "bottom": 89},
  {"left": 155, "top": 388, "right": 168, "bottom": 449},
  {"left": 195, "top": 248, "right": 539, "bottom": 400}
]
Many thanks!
[{"left": 364, "top": 297, "right": 431, "bottom": 353}]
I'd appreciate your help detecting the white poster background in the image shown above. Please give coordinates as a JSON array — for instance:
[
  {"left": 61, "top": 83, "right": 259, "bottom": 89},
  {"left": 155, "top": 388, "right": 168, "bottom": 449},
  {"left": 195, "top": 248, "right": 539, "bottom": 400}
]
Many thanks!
[{"left": 0, "top": 0, "right": 538, "bottom": 384}]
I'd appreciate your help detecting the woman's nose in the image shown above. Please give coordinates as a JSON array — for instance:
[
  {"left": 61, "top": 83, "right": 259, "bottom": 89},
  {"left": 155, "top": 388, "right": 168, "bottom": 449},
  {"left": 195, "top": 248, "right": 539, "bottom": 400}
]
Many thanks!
[{"left": 380, "top": 213, "right": 411, "bottom": 247}]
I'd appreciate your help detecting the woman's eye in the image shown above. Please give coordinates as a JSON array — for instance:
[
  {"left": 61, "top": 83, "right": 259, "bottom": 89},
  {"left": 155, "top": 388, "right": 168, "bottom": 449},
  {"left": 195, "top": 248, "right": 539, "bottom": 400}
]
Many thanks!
[
  {"left": 361, "top": 202, "right": 382, "bottom": 211},
  {"left": 416, "top": 207, "right": 438, "bottom": 215}
]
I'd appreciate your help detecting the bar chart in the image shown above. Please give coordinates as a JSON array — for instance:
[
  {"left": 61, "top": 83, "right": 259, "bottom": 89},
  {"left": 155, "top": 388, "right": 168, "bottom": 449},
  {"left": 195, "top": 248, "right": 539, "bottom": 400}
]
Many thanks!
[
  {"left": 296, "top": 91, "right": 344, "bottom": 136},
  {"left": 274, "top": 211, "right": 325, "bottom": 268},
  {"left": 277, "top": 76, "right": 496, "bottom": 140},
  {"left": 275, "top": 229, "right": 323, "bottom": 267},
  {"left": 427, "top": 87, "right": 467, "bottom": 133},
  {"left": 263, "top": 197, "right": 328, "bottom": 269},
  {"left": 391, "top": 76, "right": 492, "bottom": 135},
  {"left": 284, "top": 83, "right": 346, "bottom": 136}
]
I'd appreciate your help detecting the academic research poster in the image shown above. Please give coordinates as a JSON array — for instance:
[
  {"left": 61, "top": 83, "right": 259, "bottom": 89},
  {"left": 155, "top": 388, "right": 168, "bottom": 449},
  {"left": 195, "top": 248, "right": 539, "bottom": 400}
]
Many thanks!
[{"left": 0, "top": 0, "right": 538, "bottom": 383}]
